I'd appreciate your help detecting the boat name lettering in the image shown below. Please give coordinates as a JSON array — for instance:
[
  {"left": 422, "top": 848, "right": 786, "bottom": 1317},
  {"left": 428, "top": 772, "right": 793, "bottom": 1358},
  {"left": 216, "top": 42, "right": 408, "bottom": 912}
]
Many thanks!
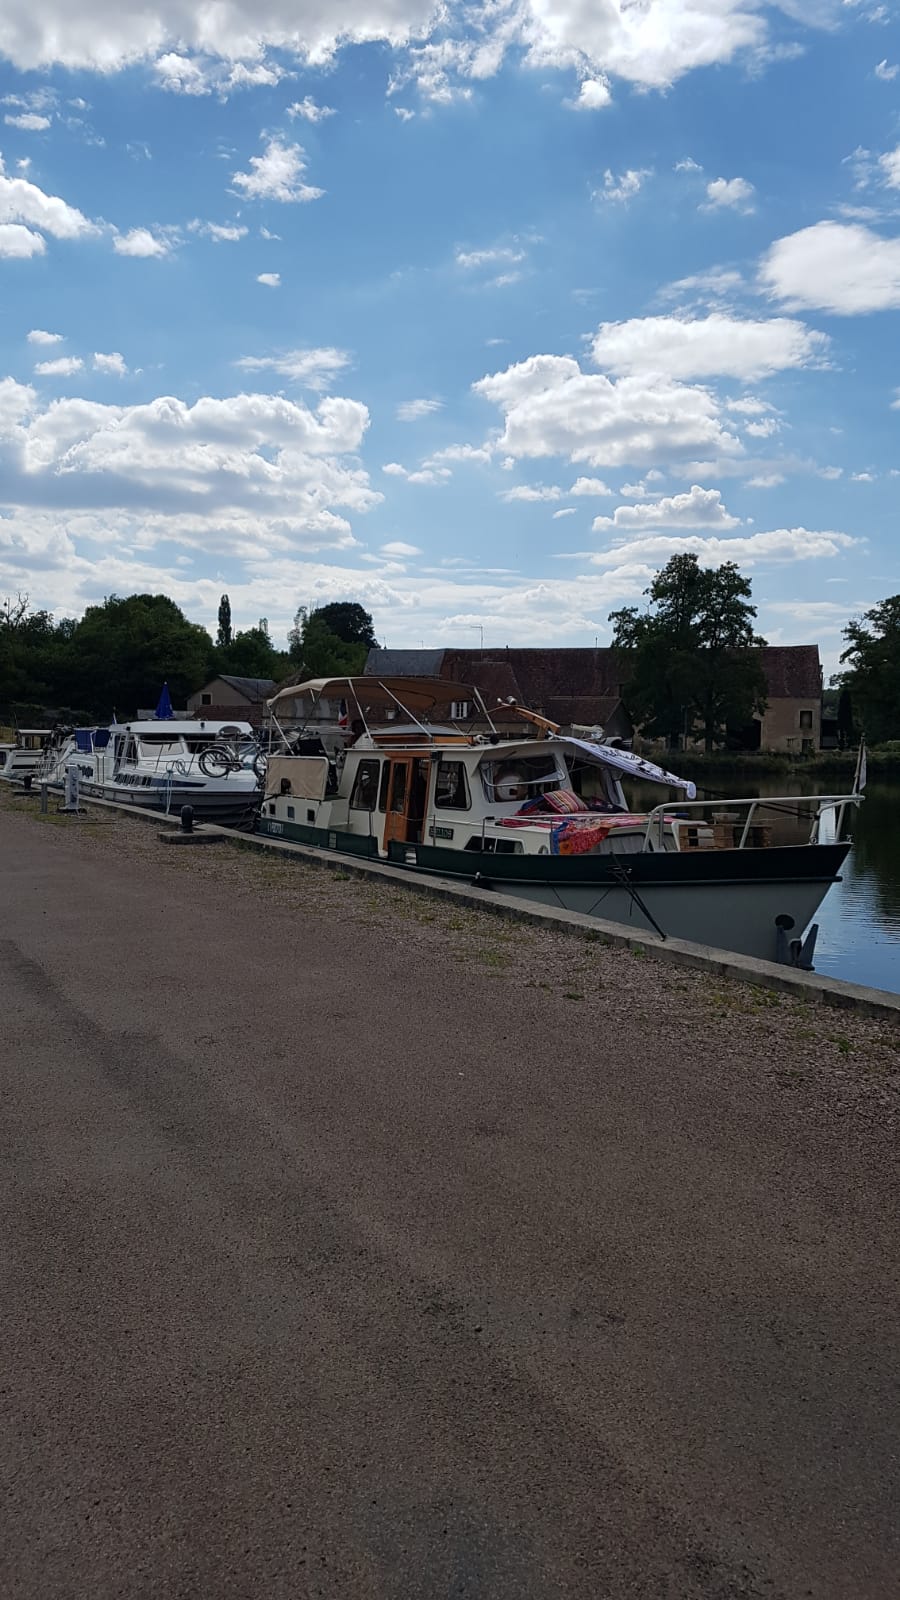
[
  {"left": 268, "top": 821, "right": 284, "bottom": 836},
  {"left": 429, "top": 824, "right": 454, "bottom": 841}
]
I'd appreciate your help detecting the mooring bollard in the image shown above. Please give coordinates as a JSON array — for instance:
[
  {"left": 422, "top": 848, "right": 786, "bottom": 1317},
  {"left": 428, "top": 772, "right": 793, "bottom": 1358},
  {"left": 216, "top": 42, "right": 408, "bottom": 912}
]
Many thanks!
[
  {"left": 63, "top": 762, "right": 80, "bottom": 813},
  {"left": 40, "top": 781, "right": 48, "bottom": 814},
  {"left": 180, "top": 804, "right": 194, "bottom": 834},
  {"left": 23, "top": 774, "right": 32, "bottom": 793}
]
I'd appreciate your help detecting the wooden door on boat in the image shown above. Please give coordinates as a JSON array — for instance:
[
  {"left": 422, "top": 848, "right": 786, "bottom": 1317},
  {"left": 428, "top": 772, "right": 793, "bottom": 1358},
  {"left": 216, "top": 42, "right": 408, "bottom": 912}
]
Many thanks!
[{"left": 382, "top": 756, "right": 429, "bottom": 849}]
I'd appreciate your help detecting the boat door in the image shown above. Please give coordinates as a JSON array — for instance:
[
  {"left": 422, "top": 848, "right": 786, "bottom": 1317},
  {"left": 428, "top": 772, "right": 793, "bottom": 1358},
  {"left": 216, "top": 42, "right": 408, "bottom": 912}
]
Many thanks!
[{"left": 382, "top": 756, "right": 429, "bottom": 849}]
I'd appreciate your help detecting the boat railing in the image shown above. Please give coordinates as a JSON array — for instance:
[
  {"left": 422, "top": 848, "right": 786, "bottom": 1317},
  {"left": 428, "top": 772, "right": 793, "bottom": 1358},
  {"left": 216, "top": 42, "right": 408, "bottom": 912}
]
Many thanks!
[{"left": 641, "top": 792, "right": 862, "bottom": 853}]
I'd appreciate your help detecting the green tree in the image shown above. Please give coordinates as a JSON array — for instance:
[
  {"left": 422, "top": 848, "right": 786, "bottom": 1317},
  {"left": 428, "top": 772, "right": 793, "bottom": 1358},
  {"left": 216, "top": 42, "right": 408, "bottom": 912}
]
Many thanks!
[
  {"left": 610, "top": 553, "right": 768, "bottom": 752},
  {"left": 288, "top": 607, "right": 368, "bottom": 677},
  {"left": 837, "top": 596, "right": 900, "bottom": 743},
  {"left": 216, "top": 593, "right": 233, "bottom": 649},
  {"left": 217, "top": 624, "right": 289, "bottom": 680},
  {"left": 314, "top": 602, "right": 377, "bottom": 650},
  {"left": 64, "top": 594, "right": 215, "bottom": 718}
]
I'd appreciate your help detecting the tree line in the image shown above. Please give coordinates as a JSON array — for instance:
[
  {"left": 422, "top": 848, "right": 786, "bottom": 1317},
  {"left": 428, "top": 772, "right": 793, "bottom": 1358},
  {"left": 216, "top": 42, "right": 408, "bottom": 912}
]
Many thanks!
[
  {"left": 0, "top": 592, "right": 378, "bottom": 723},
  {"left": 2, "top": 557, "right": 896, "bottom": 744}
]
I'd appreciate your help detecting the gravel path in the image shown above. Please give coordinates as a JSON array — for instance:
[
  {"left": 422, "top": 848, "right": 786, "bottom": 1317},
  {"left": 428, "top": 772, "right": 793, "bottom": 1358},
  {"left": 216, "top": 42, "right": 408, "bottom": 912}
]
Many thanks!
[{"left": 2, "top": 788, "right": 898, "bottom": 1599}]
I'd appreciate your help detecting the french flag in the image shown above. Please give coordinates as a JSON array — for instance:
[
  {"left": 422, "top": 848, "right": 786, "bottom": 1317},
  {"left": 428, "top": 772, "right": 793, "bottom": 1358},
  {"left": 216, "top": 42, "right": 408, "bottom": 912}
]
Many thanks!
[{"left": 338, "top": 699, "right": 348, "bottom": 729}]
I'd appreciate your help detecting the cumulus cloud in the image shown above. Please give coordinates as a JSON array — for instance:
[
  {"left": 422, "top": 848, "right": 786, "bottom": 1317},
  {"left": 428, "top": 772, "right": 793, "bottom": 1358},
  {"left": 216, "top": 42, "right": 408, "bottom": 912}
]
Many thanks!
[
  {"left": 257, "top": 272, "right": 280, "bottom": 286},
  {"left": 27, "top": 329, "right": 63, "bottom": 344},
  {"left": 34, "top": 356, "right": 83, "bottom": 376},
  {"left": 498, "top": 483, "right": 562, "bottom": 502},
  {"left": 456, "top": 245, "right": 525, "bottom": 270},
  {"left": 875, "top": 59, "right": 899, "bottom": 80},
  {"left": 570, "top": 477, "right": 613, "bottom": 496},
  {"left": 4, "top": 112, "right": 51, "bottom": 130},
  {"left": 878, "top": 145, "right": 900, "bottom": 188},
  {"left": 396, "top": 398, "right": 443, "bottom": 421},
  {"left": 0, "top": 222, "right": 45, "bottom": 257},
  {"left": 594, "top": 168, "right": 650, "bottom": 203},
  {"left": 593, "top": 485, "right": 740, "bottom": 532},
  {"left": 381, "top": 540, "right": 421, "bottom": 556},
  {"left": 0, "top": 380, "right": 380, "bottom": 567},
  {"left": 589, "top": 527, "right": 857, "bottom": 569},
  {"left": 591, "top": 313, "right": 829, "bottom": 380},
  {"left": 188, "top": 219, "right": 248, "bottom": 241},
  {"left": 113, "top": 227, "right": 171, "bottom": 257},
  {"left": 0, "top": 158, "right": 96, "bottom": 238},
  {"left": 760, "top": 220, "right": 900, "bottom": 313},
  {"left": 287, "top": 96, "right": 336, "bottom": 121},
  {"left": 568, "top": 77, "right": 612, "bottom": 110},
  {"left": 93, "top": 351, "right": 128, "bottom": 376},
  {"left": 703, "top": 175, "right": 755, "bottom": 211},
  {"left": 235, "top": 347, "right": 351, "bottom": 391},
  {"left": 232, "top": 138, "right": 322, "bottom": 203},
  {"left": 474, "top": 354, "right": 743, "bottom": 469}
]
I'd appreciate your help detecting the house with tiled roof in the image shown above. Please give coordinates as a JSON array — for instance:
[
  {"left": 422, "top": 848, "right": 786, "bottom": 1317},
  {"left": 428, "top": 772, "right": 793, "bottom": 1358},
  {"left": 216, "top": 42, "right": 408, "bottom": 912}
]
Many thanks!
[{"left": 364, "top": 643, "right": 824, "bottom": 752}]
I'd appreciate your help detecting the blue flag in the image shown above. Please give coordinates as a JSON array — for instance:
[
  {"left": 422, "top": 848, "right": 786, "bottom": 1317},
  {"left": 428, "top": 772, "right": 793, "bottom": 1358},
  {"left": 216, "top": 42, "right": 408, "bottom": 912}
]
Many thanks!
[{"left": 155, "top": 682, "right": 174, "bottom": 720}]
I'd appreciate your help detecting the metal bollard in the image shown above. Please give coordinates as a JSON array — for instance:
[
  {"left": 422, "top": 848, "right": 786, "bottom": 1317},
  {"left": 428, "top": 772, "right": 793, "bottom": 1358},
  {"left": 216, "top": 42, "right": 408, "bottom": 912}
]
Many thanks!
[
  {"left": 180, "top": 805, "right": 194, "bottom": 834},
  {"left": 23, "top": 773, "right": 32, "bottom": 793},
  {"left": 40, "top": 781, "right": 48, "bottom": 814},
  {"left": 63, "top": 762, "right": 80, "bottom": 812}
]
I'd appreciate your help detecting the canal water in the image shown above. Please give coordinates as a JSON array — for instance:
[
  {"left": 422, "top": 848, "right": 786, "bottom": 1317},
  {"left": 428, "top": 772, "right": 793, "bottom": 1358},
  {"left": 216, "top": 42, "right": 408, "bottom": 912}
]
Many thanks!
[{"left": 690, "top": 775, "right": 900, "bottom": 995}]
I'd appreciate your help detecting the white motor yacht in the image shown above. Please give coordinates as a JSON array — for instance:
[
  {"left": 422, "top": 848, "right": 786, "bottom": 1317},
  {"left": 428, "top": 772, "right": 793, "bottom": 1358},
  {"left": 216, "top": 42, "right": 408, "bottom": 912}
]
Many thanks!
[{"left": 0, "top": 729, "right": 53, "bottom": 784}]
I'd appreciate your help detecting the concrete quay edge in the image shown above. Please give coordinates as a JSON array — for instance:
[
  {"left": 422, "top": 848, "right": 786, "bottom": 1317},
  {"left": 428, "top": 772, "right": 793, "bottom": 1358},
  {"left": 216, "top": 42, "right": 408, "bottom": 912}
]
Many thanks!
[{"left": 23, "top": 787, "right": 900, "bottom": 1023}]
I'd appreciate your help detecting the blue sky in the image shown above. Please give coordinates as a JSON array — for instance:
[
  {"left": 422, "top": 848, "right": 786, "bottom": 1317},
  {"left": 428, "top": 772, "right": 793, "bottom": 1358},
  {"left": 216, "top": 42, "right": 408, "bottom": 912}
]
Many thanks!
[{"left": 1, "top": 1, "right": 899, "bottom": 672}]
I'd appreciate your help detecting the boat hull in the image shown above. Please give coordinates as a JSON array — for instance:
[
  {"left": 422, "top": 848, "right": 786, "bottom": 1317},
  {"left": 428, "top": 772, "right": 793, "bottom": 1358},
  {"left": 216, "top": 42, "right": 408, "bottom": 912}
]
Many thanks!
[
  {"left": 51, "top": 777, "right": 261, "bottom": 829},
  {"left": 255, "top": 814, "right": 850, "bottom": 961}
]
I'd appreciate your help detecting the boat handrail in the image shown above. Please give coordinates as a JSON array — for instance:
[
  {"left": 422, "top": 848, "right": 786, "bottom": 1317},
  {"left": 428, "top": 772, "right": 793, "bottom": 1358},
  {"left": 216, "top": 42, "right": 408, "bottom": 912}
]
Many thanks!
[{"left": 640, "top": 791, "right": 862, "bottom": 853}]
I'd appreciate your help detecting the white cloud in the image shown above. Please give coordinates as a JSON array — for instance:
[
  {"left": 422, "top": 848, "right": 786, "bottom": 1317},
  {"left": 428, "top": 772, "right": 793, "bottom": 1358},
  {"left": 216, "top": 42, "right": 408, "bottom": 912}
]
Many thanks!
[
  {"left": 760, "top": 220, "right": 900, "bottom": 313},
  {"left": 590, "top": 527, "right": 857, "bottom": 569},
  {"left": 675, "top": 156, "right": 703, "bottom": 173},
  {"left": 232, "top": 138, "right": 322, "bottom": 203},
  {"left": 34, "top": 356, "right": 83, "bottom": 376},
  {"left": 570, "top": 477, "right": 613, "bottom": 496},
  {"left": 0, "top": 223, "right": 45, "bottom": 257},
  {"left": 93, "top": 352, "right": 128, "bottom": 376},
  {"left": 0, "top": 160, "right": 95, "bottom": 238},
  {"left": 188, "top": 219, "right": 248, "bottom": 241},
  {"left": 553, "top": 507, "right": 577, "bottom": 518},
  {"left": 746, "top": 472, "right": 785, "bottom": 488},
  {"left": 593, "top": 485, "right": 740, "bottom": 532},
  {"left": 591, "top": 313, "right": 829, "bottom": 380},
  {"left": 235, "top": 347, "right": 351, "bottom": 390},
  {"left": 287, "top": 96, "right": 336, "bottom": 122},
  {"left": 4, "top": 112, "right": 51, "bottom": 130},
  {"left": 406, "top": 467, "right": 451, "bottom": 484},
  {"left": 818, "top": 465, "right": 843, "bottom": 479},
  {"left": 396, "top": 398, "right": 443, "bottom": 421},
  {"left": 0, "top": 381, "right": 380, "bottom": 565},
  {"left": 875, "top": 59, "right": 899, "bottom": 79},
  {"left": 394, "top": 106, "right": 415, "bottom": 120},
  {"left": 569, "top": 77, "right": 612, "bottom": 110},
  {"left": 257, "top": 272, "right": 280, "bottom": 287},
  {"left": 154, "top": 52, "right": 209, "bottom": 94},
  {"left": 659, "top": 267, "right": 745, "bottom": 308},
  {"left": 381, "top": 540, "right": 421, "bottom": 556},
  {"left": 113, "top": 227, "right": 171, "bottom": 258},
  {"left": 455, "top": 245, "right": 525, "bottom": 270},
  {"left": 851, "top": 470, "right": 875, "bottom": 481},
  {"left": 878, "top": 145, "right": 900, "bottom": 188},
  {"left": 595, "top": 168, "right": 650, "bottom": 203},
  {"left": 703, "top": 175, "right": 755, "bottom": 212},
  {"left": 382, "top": 462, "right": 408, "bottom": 476},
  {"left": 425, "top": 443, "right": 492, "bottom": 466},
  {"left": 27, "top": 329, "right": 63, "bottom": 344},
  {"left": 499, "top": 483, "right": 562, "bottom": 502},
  {"left": 474, "top": 354, "right": 742, "bottom": 469}
]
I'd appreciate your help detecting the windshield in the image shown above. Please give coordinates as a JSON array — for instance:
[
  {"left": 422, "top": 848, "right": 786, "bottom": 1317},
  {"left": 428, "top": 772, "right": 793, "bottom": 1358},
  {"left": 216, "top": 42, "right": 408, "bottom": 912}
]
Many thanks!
[{"left": 480, "top": 753, "right": 566, "bottom": 804}]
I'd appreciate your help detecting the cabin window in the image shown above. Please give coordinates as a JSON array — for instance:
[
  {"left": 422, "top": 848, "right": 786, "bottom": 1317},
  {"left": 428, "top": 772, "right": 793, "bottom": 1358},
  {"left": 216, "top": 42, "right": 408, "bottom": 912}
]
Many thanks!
[
  {"left": 435, "top": 760, "right": 470, "bottom": 810},
  {"left": 480, "top": 753, "right": 565, "bottom": 803},
  {"left": 350, "top": 759, "right": 381, "bottom": 810},
  {"left": 201, "top": 693, "right": 212, "bottom": 706},
  {"left": 799, "top": 708, "right": 813, "bottom": 730},
  {"left": 287, "top": 805, "right": 295, "bottom": 819},
  {"left": 450, "top": 700, "right": 471, "bottom": 721}
]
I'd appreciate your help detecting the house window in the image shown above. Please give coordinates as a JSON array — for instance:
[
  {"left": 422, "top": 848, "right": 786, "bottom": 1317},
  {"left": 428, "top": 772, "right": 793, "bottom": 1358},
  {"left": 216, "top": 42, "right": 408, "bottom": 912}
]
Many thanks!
[
  {"left": 450, "top": 700, "right": 471, "bottom": 721},
  {"left": 802, "top": 740, "right": 813, "bottom": 754},
  {"left": 799, "top": 708, "right": 813, "bottom": 730},
  {"left": 201, "top": 693, "right": 212, "bottom": 706}
]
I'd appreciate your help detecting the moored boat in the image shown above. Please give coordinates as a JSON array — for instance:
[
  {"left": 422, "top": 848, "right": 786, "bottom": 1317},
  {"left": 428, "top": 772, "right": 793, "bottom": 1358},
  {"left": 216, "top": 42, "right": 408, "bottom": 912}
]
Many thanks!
[
  {"left": 255, "top": 677, "right": 860, "bottom": 963},
  {"left": 0, "top": 729, "right": 53, "bottom": 784},
  {"left": 39, "top": 719, "right": 264, "bottom": 826}
]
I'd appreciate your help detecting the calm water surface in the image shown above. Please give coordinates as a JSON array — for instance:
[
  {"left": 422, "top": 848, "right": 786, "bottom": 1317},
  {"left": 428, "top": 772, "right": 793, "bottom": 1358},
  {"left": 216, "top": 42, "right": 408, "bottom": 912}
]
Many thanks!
[{"left": 691, "top": 775, "right": 900, "bottom": 994}]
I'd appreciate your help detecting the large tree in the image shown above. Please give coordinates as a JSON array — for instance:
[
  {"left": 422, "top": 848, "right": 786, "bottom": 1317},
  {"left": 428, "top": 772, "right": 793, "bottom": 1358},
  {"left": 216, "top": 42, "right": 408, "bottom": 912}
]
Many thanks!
[
  {"left": 63, "top": 594, "right": 215, "bottom": 718},
  {"left": 313, "top": 602, "right": 377, "bottom": 650},
  {"left": 837, "top": 596, "right": 900, "bottom": 743},
  {"left": 216, "top": 594, "right": 233, "bottom": 649},
  {"left": 287, "top": 606, "right": 369, "bottom": 676},
  {"left": 217, "top": 624, "right": 289, "bottom": 680},
  {"left": 610, "top": 553, "right": 768, "bottom": 751}
]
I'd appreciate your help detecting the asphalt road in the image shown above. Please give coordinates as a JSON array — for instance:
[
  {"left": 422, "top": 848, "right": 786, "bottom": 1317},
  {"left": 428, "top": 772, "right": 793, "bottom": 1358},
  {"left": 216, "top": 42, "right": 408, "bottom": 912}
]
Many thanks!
[{"left": 1, "top": 808, "right": 898, "bottom": 1599}]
